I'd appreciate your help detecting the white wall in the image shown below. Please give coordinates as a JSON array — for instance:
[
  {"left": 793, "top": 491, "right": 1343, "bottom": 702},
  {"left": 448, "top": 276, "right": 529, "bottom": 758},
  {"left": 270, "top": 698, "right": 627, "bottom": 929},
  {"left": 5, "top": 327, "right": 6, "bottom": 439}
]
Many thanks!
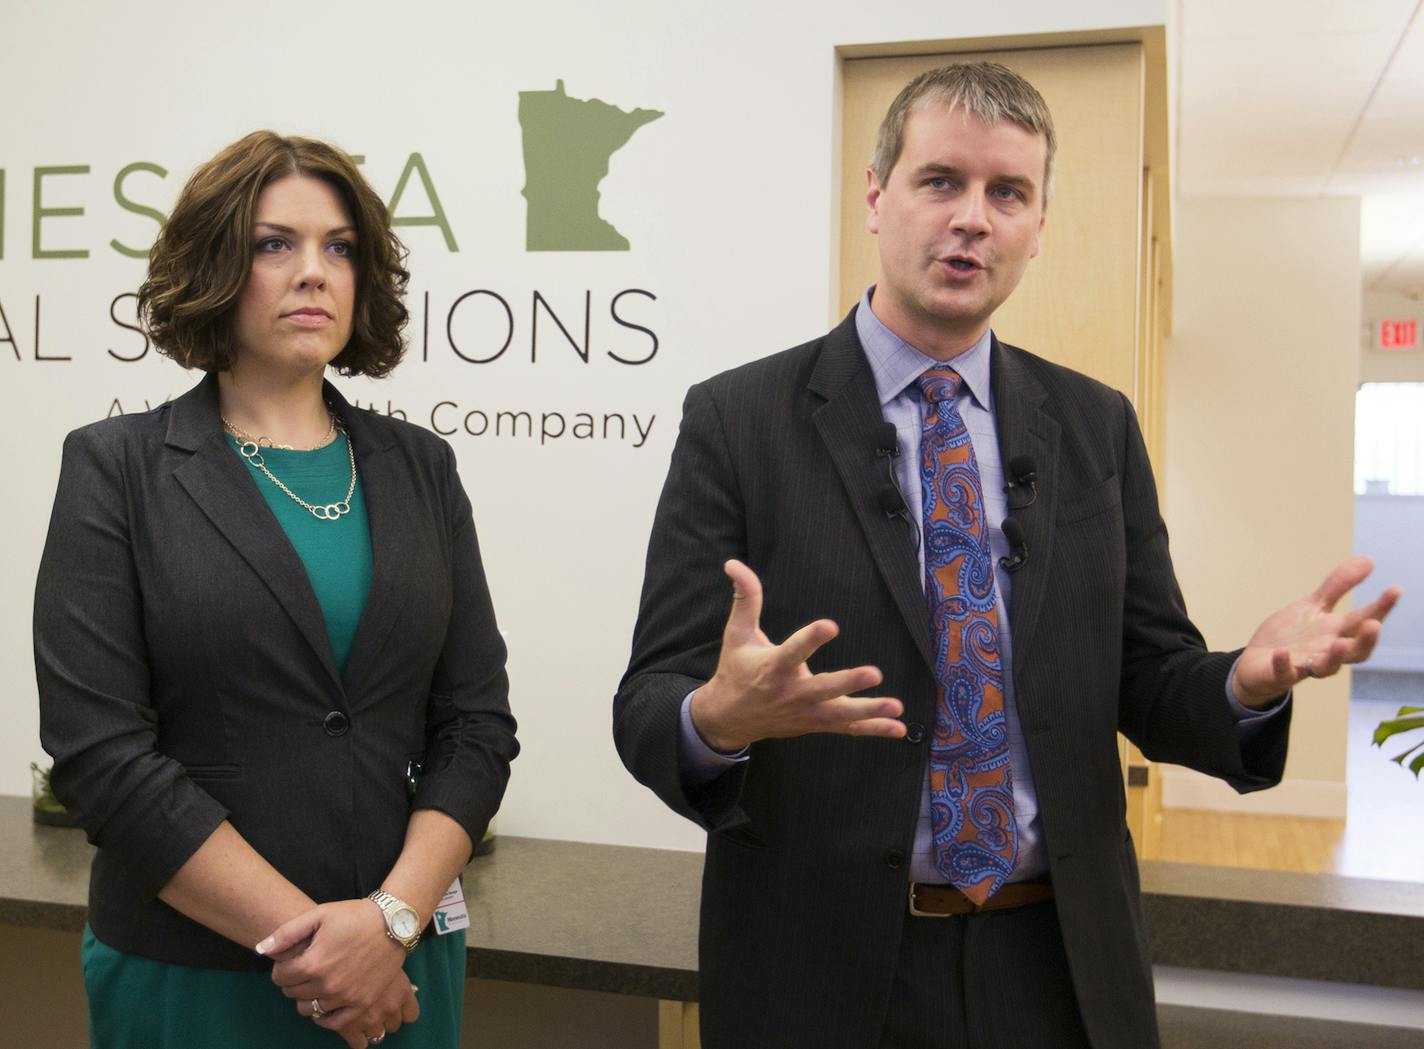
[
  {"left": 2, "top": 0, "right": 1170, "bottom": 852},
  {"left": 1163, "top": 197, "right": 1361, "bottom": 818}
]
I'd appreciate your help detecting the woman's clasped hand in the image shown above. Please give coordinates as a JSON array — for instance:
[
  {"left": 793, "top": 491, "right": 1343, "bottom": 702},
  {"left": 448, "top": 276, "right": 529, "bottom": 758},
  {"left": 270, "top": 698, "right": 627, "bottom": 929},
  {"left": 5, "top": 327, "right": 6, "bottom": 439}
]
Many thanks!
[{"left": 260, "top": 900, "right": 421, "bottom": 1048}]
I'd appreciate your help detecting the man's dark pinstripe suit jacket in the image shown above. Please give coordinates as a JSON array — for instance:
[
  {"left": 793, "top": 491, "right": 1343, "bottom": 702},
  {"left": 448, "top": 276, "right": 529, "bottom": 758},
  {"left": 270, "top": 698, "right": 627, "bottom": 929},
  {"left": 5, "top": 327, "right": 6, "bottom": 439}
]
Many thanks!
[{"left": 614, "top": 308, "right": 1289, "bottom": 1049}]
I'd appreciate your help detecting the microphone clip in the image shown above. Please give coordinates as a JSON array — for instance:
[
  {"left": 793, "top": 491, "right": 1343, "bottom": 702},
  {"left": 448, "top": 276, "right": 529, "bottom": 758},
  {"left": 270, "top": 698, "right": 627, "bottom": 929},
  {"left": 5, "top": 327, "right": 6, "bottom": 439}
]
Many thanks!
[
  {"left": 1004, "top": 455, "right": 1038, "bottom": 511},
  {"left": 999, "top": 517, "right": 1029, "bottom": 574},
  {"left": 998, "top": 550, "right": 1028, "bottom": 573}
]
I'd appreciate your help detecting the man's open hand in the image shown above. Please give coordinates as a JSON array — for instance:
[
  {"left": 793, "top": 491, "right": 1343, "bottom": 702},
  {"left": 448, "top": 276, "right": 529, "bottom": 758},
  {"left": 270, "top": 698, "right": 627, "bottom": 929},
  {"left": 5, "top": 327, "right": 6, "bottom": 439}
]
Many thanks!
[
  {"left": 1234, "top": 555, "right": 1403, "bottom": 708},
  {"left": 689, "top": 560, "right": 906, "bottom": 751}
]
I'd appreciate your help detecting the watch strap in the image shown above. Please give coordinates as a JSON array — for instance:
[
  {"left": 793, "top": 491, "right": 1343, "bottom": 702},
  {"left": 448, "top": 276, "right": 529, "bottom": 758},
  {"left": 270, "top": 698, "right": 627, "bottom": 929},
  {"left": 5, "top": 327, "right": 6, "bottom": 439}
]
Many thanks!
[{"left": 367, "top": 889, "right": 421, "bottom": 952}]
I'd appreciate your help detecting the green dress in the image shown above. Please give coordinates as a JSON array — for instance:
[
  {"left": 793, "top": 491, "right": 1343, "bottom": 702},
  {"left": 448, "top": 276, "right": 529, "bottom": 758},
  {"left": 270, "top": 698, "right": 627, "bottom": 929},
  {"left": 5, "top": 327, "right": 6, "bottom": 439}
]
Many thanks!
[{"left": 82, "top": 433, "right": 466, "bottom": 1049}]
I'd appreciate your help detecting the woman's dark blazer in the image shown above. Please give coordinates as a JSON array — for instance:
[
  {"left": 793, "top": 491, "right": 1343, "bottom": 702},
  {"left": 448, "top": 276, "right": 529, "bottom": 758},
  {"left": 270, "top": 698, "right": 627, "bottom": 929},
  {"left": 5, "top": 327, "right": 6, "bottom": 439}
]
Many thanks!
[{"left": 35, "top": 373, "right": 518, "bottom": 970}]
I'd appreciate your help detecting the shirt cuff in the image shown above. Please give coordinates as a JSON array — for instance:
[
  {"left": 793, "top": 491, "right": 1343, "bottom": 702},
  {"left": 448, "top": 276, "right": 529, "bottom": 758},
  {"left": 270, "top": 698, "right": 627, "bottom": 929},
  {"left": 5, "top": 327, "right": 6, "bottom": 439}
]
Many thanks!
[
  {"left": 1226, "top": 656, "right": 1291, "bottom": 721},
  {"left": 678, "top": 690, "right": 749, "bottom": 787}
]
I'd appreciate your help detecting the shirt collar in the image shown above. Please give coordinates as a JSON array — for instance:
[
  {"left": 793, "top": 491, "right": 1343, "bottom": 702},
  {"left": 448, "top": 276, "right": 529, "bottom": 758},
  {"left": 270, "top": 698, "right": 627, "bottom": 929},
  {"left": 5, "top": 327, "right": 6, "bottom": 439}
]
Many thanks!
[{"left": 855, "top": 287, "right": 994, "bottom": 411}]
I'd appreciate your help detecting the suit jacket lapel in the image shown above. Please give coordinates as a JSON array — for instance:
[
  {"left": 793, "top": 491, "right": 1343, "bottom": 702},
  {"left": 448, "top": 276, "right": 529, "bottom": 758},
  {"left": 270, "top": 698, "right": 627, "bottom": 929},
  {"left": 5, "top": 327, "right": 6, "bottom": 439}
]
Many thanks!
[
  {"left": 810, "top": 311, "right": 934, "bottom": 670},
  {"left": 990, "top": 337, "right": 1060, "bottom": 674},
  {"left": 167, "top": 375, "right": 344, "bottom": 693},
  {"left": 332, "top": 389, "right": 413, "bottom": 700}
]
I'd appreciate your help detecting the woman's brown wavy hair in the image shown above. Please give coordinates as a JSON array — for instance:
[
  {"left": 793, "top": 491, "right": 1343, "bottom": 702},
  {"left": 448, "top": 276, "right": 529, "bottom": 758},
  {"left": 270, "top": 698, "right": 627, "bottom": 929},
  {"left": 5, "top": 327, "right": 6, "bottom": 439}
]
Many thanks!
[{"left": 139, "top": 131, "right": 410, "bottom": 377}]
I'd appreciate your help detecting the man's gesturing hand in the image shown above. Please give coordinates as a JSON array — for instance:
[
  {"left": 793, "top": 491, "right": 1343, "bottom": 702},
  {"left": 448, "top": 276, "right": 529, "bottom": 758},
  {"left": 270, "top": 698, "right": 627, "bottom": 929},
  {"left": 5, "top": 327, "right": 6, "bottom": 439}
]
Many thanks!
[
  {"left": 689, "top": 559, "right": 906, "bottom": 752},
  {"left": 1234, "top": 554, "right": 1403, "bottom": 708}
]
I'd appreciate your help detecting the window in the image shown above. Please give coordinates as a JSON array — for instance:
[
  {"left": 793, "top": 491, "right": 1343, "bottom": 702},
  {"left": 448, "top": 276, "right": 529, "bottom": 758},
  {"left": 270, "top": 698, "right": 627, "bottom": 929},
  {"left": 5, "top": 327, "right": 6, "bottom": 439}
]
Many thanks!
[{"left": 1355, "top": 383, "right": 1424, "bottom": 496}]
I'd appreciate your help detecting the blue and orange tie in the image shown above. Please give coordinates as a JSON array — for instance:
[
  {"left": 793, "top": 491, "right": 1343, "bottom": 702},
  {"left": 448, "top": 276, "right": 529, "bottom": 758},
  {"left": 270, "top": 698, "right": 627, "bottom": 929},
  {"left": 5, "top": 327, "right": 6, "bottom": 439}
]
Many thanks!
[{"left": 918, "top": 367, "right": 1017, "bottom": 905}]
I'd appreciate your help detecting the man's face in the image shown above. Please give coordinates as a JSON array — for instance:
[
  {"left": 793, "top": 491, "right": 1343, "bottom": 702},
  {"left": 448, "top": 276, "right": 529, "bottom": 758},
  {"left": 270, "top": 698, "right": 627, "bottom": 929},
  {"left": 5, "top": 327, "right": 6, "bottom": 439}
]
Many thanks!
[{"left": 866, "top": 103, "right": 1047, "bottom": 358}]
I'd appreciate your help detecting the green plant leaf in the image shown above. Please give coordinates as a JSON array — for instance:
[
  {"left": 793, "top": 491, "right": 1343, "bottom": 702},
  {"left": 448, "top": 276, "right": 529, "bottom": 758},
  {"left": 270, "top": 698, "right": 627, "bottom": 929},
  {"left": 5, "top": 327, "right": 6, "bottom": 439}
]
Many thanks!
[
  {"left": 1373, "top": 716, "right": 1424, "bottom": 746},
  {"left": 1410, "top": 750, "right": 1424, "bottom": 778},
  {"left": 1397, "top": 706, "right": 1424, "bottom": 716},
  {"left": 1391, "top": 740, "right": 1424, "bottom": 765}
]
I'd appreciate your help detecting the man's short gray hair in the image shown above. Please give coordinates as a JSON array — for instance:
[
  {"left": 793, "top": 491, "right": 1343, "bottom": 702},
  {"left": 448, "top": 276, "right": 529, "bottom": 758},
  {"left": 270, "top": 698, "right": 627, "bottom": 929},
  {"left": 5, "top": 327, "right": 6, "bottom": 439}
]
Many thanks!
[{"left": 870, "top": 62, "right": 1057, "bottom": 201}]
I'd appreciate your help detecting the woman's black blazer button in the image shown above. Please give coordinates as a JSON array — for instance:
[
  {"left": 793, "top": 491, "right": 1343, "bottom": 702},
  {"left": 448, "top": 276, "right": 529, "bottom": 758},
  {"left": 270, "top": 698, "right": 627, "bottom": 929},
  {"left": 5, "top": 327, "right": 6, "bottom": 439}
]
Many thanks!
[
  {"left": 323, "top": 711, "right": 350, "bottom": 737},
  {"left": 905, "top": 723, "right": 925, "bottom": 744},
  {"left": 883, "top": 848, "right": 905, "bottom": 870}
]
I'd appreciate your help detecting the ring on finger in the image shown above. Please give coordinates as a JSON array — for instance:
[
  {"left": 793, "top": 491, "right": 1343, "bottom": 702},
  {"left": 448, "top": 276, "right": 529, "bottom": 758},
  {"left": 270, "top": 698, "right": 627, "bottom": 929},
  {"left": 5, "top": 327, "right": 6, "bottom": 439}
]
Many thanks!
[
  {"left": 1303, "top": 656, "right": 1316, "bottom": 678},
  {"left": 310, "top": 999, "right": 325, "bottom": 1019},
  {"left": 368, "top": 1034, "right": 387, "bottom": 1045}
]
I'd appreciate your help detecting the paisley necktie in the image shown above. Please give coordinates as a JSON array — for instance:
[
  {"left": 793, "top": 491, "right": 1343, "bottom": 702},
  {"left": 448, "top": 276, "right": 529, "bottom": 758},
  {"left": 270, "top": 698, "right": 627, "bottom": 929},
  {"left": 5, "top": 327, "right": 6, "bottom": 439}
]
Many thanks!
[{"left": 917, "top": 366, "right": 1017, "bottom": 904}]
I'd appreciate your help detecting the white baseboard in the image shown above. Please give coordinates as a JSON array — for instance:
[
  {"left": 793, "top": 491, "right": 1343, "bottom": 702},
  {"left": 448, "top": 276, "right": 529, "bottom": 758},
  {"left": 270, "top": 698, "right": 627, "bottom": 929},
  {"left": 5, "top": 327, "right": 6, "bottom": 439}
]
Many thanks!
[{"left": 1159, "top": 767, "right": 1346, "bottom": 818}]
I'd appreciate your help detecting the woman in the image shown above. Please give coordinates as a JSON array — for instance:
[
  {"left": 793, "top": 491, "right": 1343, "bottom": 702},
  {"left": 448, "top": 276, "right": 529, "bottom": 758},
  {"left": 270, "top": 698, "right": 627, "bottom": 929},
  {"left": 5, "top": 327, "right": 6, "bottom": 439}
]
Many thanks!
[{"left": 35, "top": 131, "right": 518, "bottom": 1049}]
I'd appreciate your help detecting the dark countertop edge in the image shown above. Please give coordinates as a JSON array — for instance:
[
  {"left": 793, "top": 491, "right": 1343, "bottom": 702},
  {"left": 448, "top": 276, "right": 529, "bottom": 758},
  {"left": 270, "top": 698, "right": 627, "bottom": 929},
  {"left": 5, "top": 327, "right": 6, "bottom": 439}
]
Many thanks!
[
  {"left": 9, "top": 891, "right": 1421, "bottom": 995},
  {"left": 1142, "top": 894, "right": 1424, "bottom": 991},
  {"left": 6, "top": 812, "right": 1423, "bottom": 996},
  {"left": 2, "top": 899, "right": 88, "bottom": 934},
  {"left": 467, "top": 948, "right": 698, "bottom": 1002}
]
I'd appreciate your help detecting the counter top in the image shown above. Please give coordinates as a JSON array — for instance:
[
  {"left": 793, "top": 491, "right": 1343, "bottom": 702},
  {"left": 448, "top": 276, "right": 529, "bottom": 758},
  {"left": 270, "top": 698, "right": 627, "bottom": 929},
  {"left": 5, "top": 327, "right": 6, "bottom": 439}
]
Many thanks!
[
  {"left": 4, "top": 796, "right": 1422, "bottom": 1001},
  {"left": 1141, "top": 860, "right": 1424, "bottom": 990}
]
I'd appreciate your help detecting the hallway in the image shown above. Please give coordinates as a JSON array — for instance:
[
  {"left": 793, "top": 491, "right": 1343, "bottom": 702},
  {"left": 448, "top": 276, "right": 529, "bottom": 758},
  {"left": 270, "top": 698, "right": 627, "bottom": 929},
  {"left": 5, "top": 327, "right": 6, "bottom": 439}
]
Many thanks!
[{"left": 1153, "top": 670, "right": 1424, "bottom": 880}]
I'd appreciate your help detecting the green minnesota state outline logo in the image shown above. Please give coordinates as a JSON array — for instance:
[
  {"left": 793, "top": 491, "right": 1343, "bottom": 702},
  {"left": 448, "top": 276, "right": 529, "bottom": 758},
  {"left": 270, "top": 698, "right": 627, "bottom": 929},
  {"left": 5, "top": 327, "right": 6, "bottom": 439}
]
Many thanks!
[{"left": 518, "top": 79, "right": 664, "bottom": 252}]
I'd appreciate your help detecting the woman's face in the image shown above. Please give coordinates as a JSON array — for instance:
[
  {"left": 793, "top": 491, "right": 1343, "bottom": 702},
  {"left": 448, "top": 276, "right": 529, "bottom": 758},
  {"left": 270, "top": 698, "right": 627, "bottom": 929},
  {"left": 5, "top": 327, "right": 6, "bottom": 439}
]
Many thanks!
[{"left": 231, "top": 174, "right": 357, "bottom": 379}]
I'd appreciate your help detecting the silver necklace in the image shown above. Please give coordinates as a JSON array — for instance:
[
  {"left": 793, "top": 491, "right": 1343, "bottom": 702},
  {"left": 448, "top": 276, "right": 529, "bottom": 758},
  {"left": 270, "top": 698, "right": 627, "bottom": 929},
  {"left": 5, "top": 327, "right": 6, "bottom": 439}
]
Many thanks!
[
  {"left": 222, "top": 411, "right": 357, "bottom": 521},
  {"left": 220, "top": 411, "right": 336, "bottom": 451}
]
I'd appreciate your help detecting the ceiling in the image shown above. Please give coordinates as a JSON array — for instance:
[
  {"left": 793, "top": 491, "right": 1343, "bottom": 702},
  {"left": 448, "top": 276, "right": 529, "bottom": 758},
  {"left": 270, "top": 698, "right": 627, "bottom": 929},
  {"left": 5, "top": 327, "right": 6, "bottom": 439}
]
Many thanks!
[{"left": 1176, "top": 0, "right": 1424, "bottom": 298}]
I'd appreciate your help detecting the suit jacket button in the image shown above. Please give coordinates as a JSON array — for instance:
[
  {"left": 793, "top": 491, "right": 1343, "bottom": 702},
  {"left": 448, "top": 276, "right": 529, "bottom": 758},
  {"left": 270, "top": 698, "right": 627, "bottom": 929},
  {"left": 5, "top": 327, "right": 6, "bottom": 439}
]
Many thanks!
[
  {"left": 883, "top": 848, "right": 905, "bottom": 870},
  {"left": 323, "top": 711, "right": 350, "bottom": 737},
  {"left": 905, "top": 723, "right": 925, "bottom": 744}
]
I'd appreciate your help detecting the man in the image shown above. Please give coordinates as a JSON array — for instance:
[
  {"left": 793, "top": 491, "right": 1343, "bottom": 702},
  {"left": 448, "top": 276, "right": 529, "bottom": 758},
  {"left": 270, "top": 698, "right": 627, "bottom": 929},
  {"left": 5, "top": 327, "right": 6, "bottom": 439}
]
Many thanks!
[{"left": 613, "top": 63, "right": 1399, "bottom": 1049}]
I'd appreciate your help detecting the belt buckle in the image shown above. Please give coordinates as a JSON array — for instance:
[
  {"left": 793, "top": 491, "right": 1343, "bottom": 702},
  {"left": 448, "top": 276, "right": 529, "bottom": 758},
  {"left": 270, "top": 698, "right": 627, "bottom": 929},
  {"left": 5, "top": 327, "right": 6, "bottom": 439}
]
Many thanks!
[{"left": 908, "top": 882, "right": 959, "bottom": 918}]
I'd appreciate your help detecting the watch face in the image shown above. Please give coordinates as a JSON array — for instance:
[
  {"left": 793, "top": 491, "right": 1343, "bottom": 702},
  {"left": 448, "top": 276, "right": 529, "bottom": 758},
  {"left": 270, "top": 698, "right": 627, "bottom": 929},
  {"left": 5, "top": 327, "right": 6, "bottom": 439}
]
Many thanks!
[{"left": 391, "top": 907, "right": 420, "bottom": 940}]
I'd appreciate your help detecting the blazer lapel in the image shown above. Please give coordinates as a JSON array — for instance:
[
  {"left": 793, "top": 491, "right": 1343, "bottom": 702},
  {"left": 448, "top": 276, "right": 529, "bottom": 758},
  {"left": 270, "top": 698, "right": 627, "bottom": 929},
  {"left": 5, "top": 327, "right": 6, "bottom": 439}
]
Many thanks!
[
  {"left": 990, "top": 338, "right": 1061, "bottom": 675},
  {"left": 810, "top": 311, "right": 934, "bottom": 670},
  {"left": 330, "top": 389, "right": 413, "bottom": 700},
  {"left": 167, "top": 375, "right": 344, "bottom": 694}
]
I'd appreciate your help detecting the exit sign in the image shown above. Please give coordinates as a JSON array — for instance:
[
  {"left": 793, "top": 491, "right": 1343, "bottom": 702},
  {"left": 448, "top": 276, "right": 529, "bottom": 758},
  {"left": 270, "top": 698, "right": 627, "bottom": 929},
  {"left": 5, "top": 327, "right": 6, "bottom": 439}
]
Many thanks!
[{"left": 1379, "top": 319, "right": 1419, "bottom": 350}]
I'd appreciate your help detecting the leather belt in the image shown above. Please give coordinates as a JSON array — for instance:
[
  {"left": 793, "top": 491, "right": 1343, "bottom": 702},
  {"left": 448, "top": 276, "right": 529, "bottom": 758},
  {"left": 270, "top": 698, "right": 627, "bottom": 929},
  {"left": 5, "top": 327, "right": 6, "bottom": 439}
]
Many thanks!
[{"left": 908, "top": 877, "right": 1054, "bottom": 917}]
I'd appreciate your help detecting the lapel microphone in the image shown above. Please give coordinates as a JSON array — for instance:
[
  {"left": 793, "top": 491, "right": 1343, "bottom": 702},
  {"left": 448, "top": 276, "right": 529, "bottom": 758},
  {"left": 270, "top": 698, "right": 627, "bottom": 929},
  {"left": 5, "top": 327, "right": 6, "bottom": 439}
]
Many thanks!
[
  {"left": 873, "top": 422, "right": 920, "bottom": 551},
  {"left": 999, "top": 517, "right": 1029, "bottom": 573},
  {"left": 1004, "top": 455, "right": 1038, "bottom": 510}
]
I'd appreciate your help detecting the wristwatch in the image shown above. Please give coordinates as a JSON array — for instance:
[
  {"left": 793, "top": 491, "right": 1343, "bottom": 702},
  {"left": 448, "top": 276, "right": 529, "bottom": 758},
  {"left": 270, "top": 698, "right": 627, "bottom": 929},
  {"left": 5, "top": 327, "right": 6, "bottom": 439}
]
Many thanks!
[{"left": 367, "top": 889, "right": 422, "bottom": 952}]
